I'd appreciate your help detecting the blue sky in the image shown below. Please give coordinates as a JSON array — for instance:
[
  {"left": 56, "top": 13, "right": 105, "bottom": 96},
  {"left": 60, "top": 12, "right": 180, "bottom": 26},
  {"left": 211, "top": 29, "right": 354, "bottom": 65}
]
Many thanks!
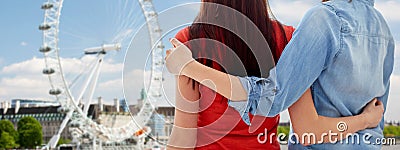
[{"left": 0, "top": 0, "right": 399, "bottom": 122}]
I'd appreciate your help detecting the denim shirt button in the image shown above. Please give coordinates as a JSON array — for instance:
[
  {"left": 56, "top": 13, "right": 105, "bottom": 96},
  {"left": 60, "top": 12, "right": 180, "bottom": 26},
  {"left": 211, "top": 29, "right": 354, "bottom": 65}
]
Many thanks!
[{"left": 341, "top": 26, "right": 351, "bottom": 33}]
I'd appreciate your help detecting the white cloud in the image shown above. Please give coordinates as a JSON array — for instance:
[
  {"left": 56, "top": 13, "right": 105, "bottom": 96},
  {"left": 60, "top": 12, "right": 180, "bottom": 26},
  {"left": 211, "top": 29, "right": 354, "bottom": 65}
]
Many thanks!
[
  {"left": 20, "top": 41, "right": 28, "bottom": 46},
  {"left": 0, "top": 56, "right": 124, "bottom": 103},
  {"left": 386, "top": 75, "right": 400, "bottom": 121},
  {"left": 269, "top": 0, "right": 316, "bottom": 26},
  {"left": 0, "top": 75, "right": 51, "bottom": 100},
  {"left": 1, "top": 56, "right": 122, "bottom": 75},
  {"left": 269, "top": 0, "right": 400, "bottom": 27},
  {"left": 123, "top": 69, "right": 176, "bottom": 107},
  {"left": 393, "top": 42, "right": 400, "bottom": 75},
  {"left": 376, "top": 0, "right": 400, "bottom": 22},
  {"left": 123, "top": 69, "right": 151, "bottom": 105}
]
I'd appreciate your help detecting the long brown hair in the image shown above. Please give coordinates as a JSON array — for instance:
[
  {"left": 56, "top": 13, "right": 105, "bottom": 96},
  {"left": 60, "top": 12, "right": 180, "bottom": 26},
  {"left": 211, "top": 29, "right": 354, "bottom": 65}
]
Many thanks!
[{"left": 187, "top": 0, "right": 289, "bottom": 88}]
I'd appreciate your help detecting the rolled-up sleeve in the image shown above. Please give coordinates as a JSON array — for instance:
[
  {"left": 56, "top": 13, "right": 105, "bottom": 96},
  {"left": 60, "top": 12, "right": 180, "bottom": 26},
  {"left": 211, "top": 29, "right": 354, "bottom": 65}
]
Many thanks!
[
  {"left": 228, "top": 71, "right": 277, "bottom": 125},
  {"left": 228, "top": 4, "right": 341, "bottom": 125}
]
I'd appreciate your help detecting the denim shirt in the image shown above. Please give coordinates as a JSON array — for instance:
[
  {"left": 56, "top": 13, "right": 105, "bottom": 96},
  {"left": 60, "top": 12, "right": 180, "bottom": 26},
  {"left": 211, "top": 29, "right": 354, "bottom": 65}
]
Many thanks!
[{"left": 228, "top": 0, "right": 394, "bottom": 149}]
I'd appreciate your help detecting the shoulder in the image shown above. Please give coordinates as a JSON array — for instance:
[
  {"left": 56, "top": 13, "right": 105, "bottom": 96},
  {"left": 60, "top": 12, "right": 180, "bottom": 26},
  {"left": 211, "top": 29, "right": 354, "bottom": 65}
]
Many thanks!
[
  {"left": 304, "top": 3, "right": 339, "bottom": 22},
  {"left": 175, "top": 27, "right": 190, "bottom": 43},
  {"left": 295, "top": 3, "right": 342, "bottom": 40}
]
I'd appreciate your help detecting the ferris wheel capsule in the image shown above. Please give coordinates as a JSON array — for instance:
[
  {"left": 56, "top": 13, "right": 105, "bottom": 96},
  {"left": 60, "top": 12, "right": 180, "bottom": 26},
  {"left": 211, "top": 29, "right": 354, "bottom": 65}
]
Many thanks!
[
  {"left": 146, "top": 11, "right": 157, "bottom": 17},
  {"left": 57, "top": 107, "right": 70, "bottom": 114},
  {"left": 157, "top": 44, "right": 165, "bottom": 49},
  {"left": 154, "top": 28, "right": 162, "bottom": 33},
  {"left": 39, "top": 24, "right": 51, "bottom": 30},
  {"left": 49, "top": 89, "right": 62, "bottom": 95},
  {"left": 41, "top": 3, "right": 54, "bottom": 9},
  {"left": 43, "top": 68, "right": 55, "bottom": 75},
  {"left": 39, "top": 46, "right": 52, "bottom": 53}
]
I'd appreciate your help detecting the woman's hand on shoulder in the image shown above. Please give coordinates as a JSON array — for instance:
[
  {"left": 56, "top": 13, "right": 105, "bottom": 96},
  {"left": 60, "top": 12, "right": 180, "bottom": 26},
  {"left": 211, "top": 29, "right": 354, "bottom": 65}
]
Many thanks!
[{"left": 165, "top": 38, "right": 195, "bottom": 75}]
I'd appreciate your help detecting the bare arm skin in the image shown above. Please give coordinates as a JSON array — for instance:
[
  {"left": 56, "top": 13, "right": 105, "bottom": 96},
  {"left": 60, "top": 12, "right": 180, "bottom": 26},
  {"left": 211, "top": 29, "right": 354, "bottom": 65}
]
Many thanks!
[
  {"left": 289, "top": 89, "right": 384, "bottom": 145},
  {"left": 167, "top": 76, "right": 200, "bottom": 150}
]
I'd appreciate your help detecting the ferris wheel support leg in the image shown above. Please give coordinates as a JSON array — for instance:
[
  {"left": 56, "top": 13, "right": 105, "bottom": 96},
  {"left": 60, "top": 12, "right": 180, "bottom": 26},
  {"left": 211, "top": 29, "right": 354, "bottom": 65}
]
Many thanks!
[
  {"left": 99, "top": 140, "right": 103, "bottom": 150},
  {"left": 93, "top": 136, "right": 97, "bottom": 150},
  {"left": 83, "top": 55, "right": 104, "bottom": 116},
  {"left": 47, "top": 109, "right": 74, "bottom": 148},
  {"left": 76, "top": 55, "right": 104, "bottom": 105}
]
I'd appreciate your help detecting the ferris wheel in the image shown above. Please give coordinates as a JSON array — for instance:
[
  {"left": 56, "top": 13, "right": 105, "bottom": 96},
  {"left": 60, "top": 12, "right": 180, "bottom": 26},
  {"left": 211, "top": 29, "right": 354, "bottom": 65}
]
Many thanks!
[{"left": 39, "top": 0, "right": 165, "bottom": 148}]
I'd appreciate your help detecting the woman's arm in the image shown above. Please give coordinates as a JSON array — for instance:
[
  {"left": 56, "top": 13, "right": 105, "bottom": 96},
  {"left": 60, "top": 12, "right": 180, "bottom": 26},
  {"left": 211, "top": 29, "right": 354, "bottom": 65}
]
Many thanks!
[
  {"left": 289, "top": 89, "right": 384, "bottom": 145},
  {"left": 167, "top": 76, "right": 200, "bottom": 150},
  {"left": 166, "top": 39, "right": 248, "bottom": 101}
]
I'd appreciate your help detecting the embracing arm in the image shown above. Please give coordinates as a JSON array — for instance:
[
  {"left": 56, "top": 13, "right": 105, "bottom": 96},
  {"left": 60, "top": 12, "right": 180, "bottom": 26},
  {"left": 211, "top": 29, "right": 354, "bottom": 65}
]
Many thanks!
[
  {"left": 182, "top": 60, "right": 247, "bottom": 101},
  {"left": 165, "top": 39, "right": 247, "bottom": 101},
  {"left": 289, "top": 89, "right": 384, "bottom": 145},
  {"left": 167, "top": 76, "right": 200, "bottom": 150}
]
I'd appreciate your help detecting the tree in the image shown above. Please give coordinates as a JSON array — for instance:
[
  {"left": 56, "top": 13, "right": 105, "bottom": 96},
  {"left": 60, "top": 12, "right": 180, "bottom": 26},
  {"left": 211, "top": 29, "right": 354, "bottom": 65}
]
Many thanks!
[
  {"left": 57, "top": 137, "right": 71, "bottom": 146},
  {"left": 278, "top": 126, "right": 290, "bottom": 142},
  {"left": 0, "top": 120, "right": 18, "bottom": 149},
  {"left": 17, "top": 117, "right": 42, "bottom": 149},
  {"left": 384, "top": 126, "right": 400, "bottom": 137},
  {"left": 0, "top": 132, "right": 18, "bottom": 149}
]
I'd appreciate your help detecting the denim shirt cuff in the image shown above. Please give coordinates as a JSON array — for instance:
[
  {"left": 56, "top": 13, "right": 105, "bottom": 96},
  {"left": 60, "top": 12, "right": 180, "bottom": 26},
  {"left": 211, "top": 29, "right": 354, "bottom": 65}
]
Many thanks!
[{"left": 228, "top": 75, "right": 276, "bottom": 125}]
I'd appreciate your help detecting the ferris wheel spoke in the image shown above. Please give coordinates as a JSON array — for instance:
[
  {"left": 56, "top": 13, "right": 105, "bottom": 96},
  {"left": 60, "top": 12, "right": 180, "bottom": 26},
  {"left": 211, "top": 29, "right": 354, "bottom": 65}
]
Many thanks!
[{"left": 83, "top": 55, "right": 104, "bottom": 116}]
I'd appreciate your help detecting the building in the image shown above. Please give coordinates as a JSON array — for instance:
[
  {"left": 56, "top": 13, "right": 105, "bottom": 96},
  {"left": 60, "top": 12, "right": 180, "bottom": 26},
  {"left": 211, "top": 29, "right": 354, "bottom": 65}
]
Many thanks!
[
  {"left": 0, "top": 105, "right": 71, "bottom": 143},
  {"left": 147, "top": 107, "right": 175, "bottom": 144},
  {"left": 136, "top": 89, "right": 146, "bottom": 109},
  {"left": 120, "top": 99, "right": 129, "bottom": 112},
  {"left": 11, "top": 99, "right": 59, "bottom": 108},
  {"left": 385, "top": 120, "right": 400, "bottom": 126},
  {"left": 0, "top": 100, "right": 101, "bottom": 143},
  {"left": 132, "top": 89, "right": 176, "bottom": 143},
  {"left": 0, "top": 90, "right": 176, "bottom": 145}
]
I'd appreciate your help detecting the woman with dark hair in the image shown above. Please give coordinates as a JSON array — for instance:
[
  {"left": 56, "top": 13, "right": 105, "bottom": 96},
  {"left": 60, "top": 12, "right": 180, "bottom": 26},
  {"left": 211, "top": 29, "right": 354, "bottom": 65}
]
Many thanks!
[{"left": 166, "top": 0, "right": 387, "bottom": 149}]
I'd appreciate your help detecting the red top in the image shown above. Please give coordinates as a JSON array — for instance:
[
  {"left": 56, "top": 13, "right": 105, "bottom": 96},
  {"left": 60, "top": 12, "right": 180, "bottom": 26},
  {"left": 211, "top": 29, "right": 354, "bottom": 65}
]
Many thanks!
[{"left": 175, "top": 23, "right": 294, "bottom": 150}]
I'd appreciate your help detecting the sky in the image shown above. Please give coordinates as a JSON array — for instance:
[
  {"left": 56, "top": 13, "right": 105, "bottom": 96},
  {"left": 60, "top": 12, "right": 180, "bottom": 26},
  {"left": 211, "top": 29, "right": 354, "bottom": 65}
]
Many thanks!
[{"left": 0, "top": 0, "right": 399, "bottom": 122}]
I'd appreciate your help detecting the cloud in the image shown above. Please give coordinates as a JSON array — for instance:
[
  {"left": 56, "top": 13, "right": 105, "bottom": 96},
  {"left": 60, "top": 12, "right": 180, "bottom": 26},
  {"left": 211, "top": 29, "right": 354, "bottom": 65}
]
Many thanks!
[
  {"left": 0, "top": 56, "right": 124, "bottom": 103},
  {"left": 1, "top": 56, "right": 122, "bottom": 75},
  {"left": 393, "top": 42, "right": 400, "bottom": 75},
  {"left": 0, "top": 75, "right": 52, "bottom": 100},
  {"left": 269, "top": 0, "right": 316, "bottom": 26},
  {"left": 123, "top": 69, "right": 176, "bottom": 107},
  {"left": 123, "top": 69, "right": 151, "bottom": 105},
  {"left": 20, "top": 41, "right": 28, "bottom": 46},
  {"left": 269, "top": 0, "right": 400, "bottom": 27},
  {"left": 1, "top": 57, "right": 44, "bottom": 75},
  {"left": 386, "top": 75, "right": 400, "bottom": 121},
  {"left": 376, "top": 0, "right": 400, "bottom": 23}
]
